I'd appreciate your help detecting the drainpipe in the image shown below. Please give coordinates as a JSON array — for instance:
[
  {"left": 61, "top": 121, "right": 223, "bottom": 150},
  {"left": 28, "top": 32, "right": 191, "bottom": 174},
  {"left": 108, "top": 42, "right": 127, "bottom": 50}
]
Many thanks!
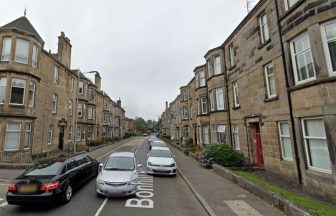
[
  {"left": 274, "top": 0, "right": 302, "bottom": 184},
  {"left": 223, "top": 47, "right": 233, "bottom": 148}
]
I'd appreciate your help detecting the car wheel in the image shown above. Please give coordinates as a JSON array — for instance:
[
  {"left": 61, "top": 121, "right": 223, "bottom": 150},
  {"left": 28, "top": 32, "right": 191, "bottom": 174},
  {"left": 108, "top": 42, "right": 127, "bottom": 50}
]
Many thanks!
[{"left": 62, "top": 184, "right": 73, "bottom": 204}]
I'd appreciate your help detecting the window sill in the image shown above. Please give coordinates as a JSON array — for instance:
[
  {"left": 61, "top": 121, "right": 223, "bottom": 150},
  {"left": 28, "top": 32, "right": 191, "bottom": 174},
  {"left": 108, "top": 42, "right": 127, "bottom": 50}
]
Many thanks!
[
  {"left": 232, "top": 105, "right": 241, "bottom": 110},
  {"left": 207, "top": 73, "right": 224, "bottom": 82},
  {"left": 195, "top": 86, "right": 207, "bottom": 91},
  {"left": 228, "top": 65, "right": 236, "bottom": 71},
  {"left": 8, "top": 104, "right": 25, "bottom": 108},
  {"left": 197, "top": 114, "right": 209, "bottom": 117},
  {"left": 257, "top": 39, "right": 271, "bottom": 50},
  {"left": 209, "top": 109, "right": 228, "bottom": 114},
  {"left": 264, "top": 96, "right": 278, "bottom": 103},
  {"left": 289, "top": 76, "right": 336, "bottom": 92},
  {"left": 280, "top": 0, "right": 305, "bottom": 20},
  {"left": 305, "top": 168, "right": 334, "bottom": 183}
]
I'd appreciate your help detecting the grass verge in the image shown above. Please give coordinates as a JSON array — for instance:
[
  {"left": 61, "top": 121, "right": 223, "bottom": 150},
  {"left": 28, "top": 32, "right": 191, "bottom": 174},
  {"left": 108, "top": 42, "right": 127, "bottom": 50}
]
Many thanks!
[{"left": 233, "top": 170, "right": 336, "bottom": 216}]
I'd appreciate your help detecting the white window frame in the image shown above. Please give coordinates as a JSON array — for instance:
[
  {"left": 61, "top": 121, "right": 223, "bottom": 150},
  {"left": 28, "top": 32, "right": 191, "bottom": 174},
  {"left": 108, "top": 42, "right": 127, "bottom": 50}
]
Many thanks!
[
  {"left": 28, "top": 81, "right": 35, "bottom": 107},
  {"left": 216, "top": 88, "right": 225, "bottom": 110},
  {"left": 232, "top": 125, "right": 240, "bottom": 150},
  {"left": 78, "top": 81, "right": 84, "bottom": 94},
  {"left": 68, "top": 100, "right": 73, "bottom": 116},
  {"left": 88, "top": 107, "right": 93, "bottom": 120},
  {"left": 78, "top": 103, "right": 83, "bottom": 117},
  {"left": 214, "top": 56, "right": 222, "bottom": 75},
  {"left": 302, "top": 117, "right": 331, "bottom": 173},
  {"left": 199, "top": 71, "right": 206, "bottom": 87},
  {"left": 321, "top": 20, "right": 336, "bottom": 76},
  {"left": 5, "top": 123, "right": 21, "bottom": 151},
  {"left": 259, "top": 14, "right": 270, "bottom": 43},
  {"left": 290, "top": 32, "right": 316, "bottom": 85},
  {"left": 202, "top": 125, "right": 210, "bottom": 145},
  {"left": 14, "top": 38, "right": 29, "bottom": 64},
  {"left": 233, "top": 81, "right": 239, "bottom": 107},
  {"left": 1, "top": 37, "right": 12, "bottom": 61},
  {"left": 284, "top": 0, "right": 299, "bottom": 11},
  {"left": 211, "top": 125, "right": 218, "bottom": 143},
  {"left": 0, "top": 77, "right": 7, "bottom": 104},
  {"left": 229, "top": 45, "right": 235, "bottom": 67},
  {"left": 76, "top": 126, "right": 81, "bottom": 141},
  {"left": 278, "top": 121, "right": 293, "bottom": 161},
  {"left": 24, "top": 123, "right": 31, "bottom": 149},
  {"left": 52, "top": 94, "right": 57, "bottom": 114},
  {"left": 183, "top": 126, "right": 189, "bottom": 138},
  {"left": 209, "top": 90, "right": 215, "bottom": 111},
  {"left": 48, "top": 125, "right": 53, "bottom": 145},
  {"left": 32, "top": 44, "right": 38, "bottom": 68},
  {"left": 207, "top": 59, "right": 213, "bottom": 77},
  {"left": 201, "top": 97, "right": 208, "bottom": 114},
  {"left": 53, "top": 66, "right": 59, "bottom": 84},
  {"left": 68, "top": 126, "right": 72, "bottom": 141},
  {"left": 264, "top": 63, "right": 277, "bottom": 98},
  {"left": 10, "top": 78, "right": 26, "bottom": 105}
]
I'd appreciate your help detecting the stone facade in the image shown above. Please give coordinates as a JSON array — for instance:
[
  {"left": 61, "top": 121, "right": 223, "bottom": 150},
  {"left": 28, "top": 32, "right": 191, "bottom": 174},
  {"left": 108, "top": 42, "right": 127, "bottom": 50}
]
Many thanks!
[
  {"left": 0, "top": 16, "right": 126, "bottom": 162},
  {"left": 161, "top": 0, "right": 336, "bottom": 201}
]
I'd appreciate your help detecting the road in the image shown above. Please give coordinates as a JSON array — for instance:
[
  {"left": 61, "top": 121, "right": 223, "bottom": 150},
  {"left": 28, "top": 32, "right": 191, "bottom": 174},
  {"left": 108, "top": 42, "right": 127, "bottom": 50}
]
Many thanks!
[{"left": 0, "top": 138, "right": 207, "bottom": 216}]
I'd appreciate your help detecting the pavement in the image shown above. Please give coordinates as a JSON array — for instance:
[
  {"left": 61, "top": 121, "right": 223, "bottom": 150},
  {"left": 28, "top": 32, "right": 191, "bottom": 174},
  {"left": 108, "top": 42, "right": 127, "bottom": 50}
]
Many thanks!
[{"left": 169, "top": 143, "right": 284, "bottom": 216}]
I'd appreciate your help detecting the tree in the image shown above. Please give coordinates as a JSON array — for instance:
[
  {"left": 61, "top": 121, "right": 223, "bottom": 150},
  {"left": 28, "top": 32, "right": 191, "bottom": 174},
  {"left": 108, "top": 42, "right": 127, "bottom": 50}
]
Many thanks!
[{"left": 134, "top": 117, "right": 148, "bottom": 134}]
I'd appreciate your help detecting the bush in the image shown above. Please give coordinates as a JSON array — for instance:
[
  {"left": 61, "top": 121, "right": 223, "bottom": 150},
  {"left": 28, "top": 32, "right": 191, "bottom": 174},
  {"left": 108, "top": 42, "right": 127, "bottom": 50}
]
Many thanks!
[
  {"left": 202, "top": 144, "right": 244, "bottom": 167},
  {"left": 160, "top": 134, "right": 171, "bottom": 140},
  {"left": 192, "top": 145, "right": 203, "bottom": 158},
  {"left": 88, "top": 139, "right": 103, "bottom": 146}
]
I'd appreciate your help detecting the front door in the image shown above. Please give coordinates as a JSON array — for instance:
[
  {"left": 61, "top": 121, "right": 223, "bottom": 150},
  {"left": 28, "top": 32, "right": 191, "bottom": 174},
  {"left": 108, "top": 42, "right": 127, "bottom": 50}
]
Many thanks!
[
  {"left": 59, "top": 125, "right": 65, "bottom": 150},
  {"left": 252, "top": 124, "right": 264, "bottom": 168}
]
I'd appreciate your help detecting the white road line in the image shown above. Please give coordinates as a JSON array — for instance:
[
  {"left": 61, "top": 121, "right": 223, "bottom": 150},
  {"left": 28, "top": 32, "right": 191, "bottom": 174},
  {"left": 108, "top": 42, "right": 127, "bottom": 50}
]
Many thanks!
[
  {"left": 94, "top": 198, "right": 108, "bottom": 216},
  {"left": 0, "top": 202, "right": 7, "bottom": 207},
  {"left": 224, "top": 200, "right": 263, "bottom": 216},
  {"left": 0, "top": 198, "right": 3, "bottom": 202}
]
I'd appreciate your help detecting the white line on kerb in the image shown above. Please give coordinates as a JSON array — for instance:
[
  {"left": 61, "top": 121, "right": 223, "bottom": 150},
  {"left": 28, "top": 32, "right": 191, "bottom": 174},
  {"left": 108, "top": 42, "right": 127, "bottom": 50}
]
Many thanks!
[
  {"left": 0, "top": 202, "right": 8, "bottom": 207},
  {"left": 94, "top": 198, "right": 108, "bottom": 216},
  {"left": 224, "top": 200, "right": 263, "bottom": 216}
]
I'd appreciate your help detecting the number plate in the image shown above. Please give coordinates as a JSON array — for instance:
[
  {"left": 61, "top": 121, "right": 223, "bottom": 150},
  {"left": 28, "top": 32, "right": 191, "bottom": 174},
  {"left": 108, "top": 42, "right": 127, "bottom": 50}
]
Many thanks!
[{"left": 19, "top": 185, "right": 37, "bottom": 193}]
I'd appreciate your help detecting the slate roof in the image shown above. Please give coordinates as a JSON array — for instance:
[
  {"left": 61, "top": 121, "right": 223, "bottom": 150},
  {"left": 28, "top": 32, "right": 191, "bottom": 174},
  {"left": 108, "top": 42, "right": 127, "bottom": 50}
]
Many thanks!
[{"left": 0, "top": 16, "right": 44, "bottom": 43}]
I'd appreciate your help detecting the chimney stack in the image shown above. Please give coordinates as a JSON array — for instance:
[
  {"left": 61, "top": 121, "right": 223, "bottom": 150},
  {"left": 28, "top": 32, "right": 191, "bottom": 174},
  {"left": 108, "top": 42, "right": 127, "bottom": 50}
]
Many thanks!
[
  {"left": 57, "top": 32, "right": 72, "bottom": 68},
  {"left": 166, "top": 101, "right": 168, "bottom": 109},
  {"left": 117, "top": 98, "right": 121, "bottom": 107},
  {"left": 95, "top": 72, "right": 101, "bottom": 91}
]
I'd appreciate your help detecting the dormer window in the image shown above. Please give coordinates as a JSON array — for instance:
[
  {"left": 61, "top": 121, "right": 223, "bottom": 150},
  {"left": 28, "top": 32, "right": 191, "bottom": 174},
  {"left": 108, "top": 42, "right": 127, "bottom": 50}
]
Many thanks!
[
  {"left": 14, "top": 39, "right": 29, "bottom": 64},
  {"left": 1, "top": 37, "right": 12, "bottom": 61}
]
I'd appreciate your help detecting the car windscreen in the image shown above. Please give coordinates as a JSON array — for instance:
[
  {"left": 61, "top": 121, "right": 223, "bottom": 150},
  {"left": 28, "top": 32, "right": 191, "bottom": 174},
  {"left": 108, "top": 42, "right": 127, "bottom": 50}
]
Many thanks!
[
  {"left": 104, "top": 156, "right": 135, "bottom": 171},
  {"left": 152, "top": 142, "right": 166, "bottom": 147},
  {"left": 24, "top": 162, "right": 63, "bottom": 176},
  {"left": 150, "top": 149, "right": 172, "bottom": 158}
]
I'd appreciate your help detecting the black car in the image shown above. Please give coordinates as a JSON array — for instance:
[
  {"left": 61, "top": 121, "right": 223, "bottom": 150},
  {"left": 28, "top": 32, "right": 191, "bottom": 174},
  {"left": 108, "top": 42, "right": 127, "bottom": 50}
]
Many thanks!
[{"left": 6, "top": 154, "right": 99, "bottom": 205}]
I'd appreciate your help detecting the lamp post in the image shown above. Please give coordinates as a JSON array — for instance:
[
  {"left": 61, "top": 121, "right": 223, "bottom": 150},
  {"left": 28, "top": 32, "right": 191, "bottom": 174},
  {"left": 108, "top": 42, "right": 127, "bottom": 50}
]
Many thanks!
[{"left": 74, "top": 70, "right": 98, "bottom": 154}]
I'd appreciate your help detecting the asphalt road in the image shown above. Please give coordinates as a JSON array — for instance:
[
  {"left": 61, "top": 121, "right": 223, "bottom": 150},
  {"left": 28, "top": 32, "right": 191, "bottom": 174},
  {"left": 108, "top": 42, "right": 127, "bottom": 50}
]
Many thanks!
[{"left": 0, "top": 138, "right": 207, "bottom": 216}]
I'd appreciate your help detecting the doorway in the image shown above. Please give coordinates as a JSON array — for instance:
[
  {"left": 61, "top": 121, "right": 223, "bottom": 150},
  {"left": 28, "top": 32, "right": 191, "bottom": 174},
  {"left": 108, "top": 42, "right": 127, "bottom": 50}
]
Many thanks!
[
  {"left": 59, "top": 125, "right": 65, "bottom": 150},
  {"left": 251, "top": 123, "right": 264, "bottom": 168}
]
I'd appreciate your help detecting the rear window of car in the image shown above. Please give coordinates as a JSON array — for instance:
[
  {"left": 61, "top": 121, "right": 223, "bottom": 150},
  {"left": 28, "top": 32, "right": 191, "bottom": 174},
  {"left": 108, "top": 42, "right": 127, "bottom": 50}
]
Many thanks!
[
  {"left": 25, "top": 162, "right": 63, "bottom": 176},
  {"left": 150, "top": 149, "right": 172, "bottom": 158},
  {"left": 104, "top": 156, "right": 135, "bottom": 171},
  {"left": 152, "top": 142, "right": 166, "bottom": 147}
]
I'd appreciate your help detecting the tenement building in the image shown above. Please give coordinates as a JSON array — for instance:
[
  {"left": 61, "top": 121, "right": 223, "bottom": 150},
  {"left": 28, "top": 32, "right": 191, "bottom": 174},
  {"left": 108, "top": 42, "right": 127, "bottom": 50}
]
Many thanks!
[
  {"left": 0, "top": 16, "right": 125, "bottom": 162},
  {"left": 161, "top": 0, "right": 336, "bottom": 201}
]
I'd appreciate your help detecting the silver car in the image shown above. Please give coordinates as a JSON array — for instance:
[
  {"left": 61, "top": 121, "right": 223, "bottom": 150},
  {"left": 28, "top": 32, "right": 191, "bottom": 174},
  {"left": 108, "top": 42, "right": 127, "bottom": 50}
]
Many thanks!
[{"left": 96, "top": 152, "right": 140, "bottom": 197}]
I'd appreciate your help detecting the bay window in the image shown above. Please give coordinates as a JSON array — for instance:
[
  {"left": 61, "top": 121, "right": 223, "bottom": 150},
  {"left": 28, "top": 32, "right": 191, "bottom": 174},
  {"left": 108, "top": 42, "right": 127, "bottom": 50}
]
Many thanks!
[
  {"left": 32, "top": 44, "right": 38, "bottom": 67},
  {"left": 214, "top": 56, "right": 221, "bottom": 75},
  {"left": 5, "top": 123, "right": 21, "bottom": 151},
  {"left": 202, "top": 125, "right": 210, "bottom": 145},
  {"left": 78, "top": 103, "right": 83, "bottom": 117},
  {"left": 321, "top": 20, "right": 336, "bottom": 76},
  {"left": 284, "top": 0, "right": 299, "bottom": 10},
  {"left": 78, "top": 81, "right": 84, "bottom": 94},
  {"left": 1, "top": 37, "right": 12, "bottom": 61},
  {"left": 24, "top": 123, "right": 31, "bottom": 149},
  {"left": 28, "top": 81, "right": 35, "bottom": 107},
  {"left": 14, "top": 38, "right": 29, "bottom": 64},
  {"left": 0, "top": 77, "right": 7, "bottom": 103}
]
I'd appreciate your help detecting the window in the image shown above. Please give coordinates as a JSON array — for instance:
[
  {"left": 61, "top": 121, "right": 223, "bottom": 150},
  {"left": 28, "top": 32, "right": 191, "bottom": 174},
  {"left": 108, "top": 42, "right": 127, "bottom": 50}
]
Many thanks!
[
  {"left": 321, "top": 20, "right": 336, "bottom": 76},
  {"left": 5, "top": 123, "right": 21, "bottom": 151},
  {"left": 211, "top": 125, "right": 226, "bottom": 144},
  {"left": 199, "top": 71, "right": 206, "bottom": 87},
  {"left": 232, "top": 125, "right": 240, "bottom": 150},
  {"left": 233, "top": 81, "right": 239, "bottom": 107},
  {"left": 278, "top": 122, "right": 292, "bottom": 160},
  {"left": 0, "top": 77, "right": 7, "bottom": 103},
  {"left": 24, "top": 123, "right": 31, "bottom": 149},
  {"left": 28, "top": 81, "right": 35, "bottom": 107},
  {"left": 207, "top": 59, "right": 213, "bottom": 77},
  {"left": 1, "top": 37, "right": 11, "bottom": 61},
  {"left": 198, "top": 126, "right": 202, "bottom": 144},
  {"left": 284, "top": 0, "right": 299, "bottom": 10},
  {"left": 198, "top": 97, "right": 208, "bottom": 115},
  {"left": 214, "top": 56, "right": 222, "bottom": 75},
  {"left": 88, "top": 107, "right": 93, "bottom": 120},
  {"left": 10, "top": 78, "right": 26, "bottom": 105},
  {"left": 302, "top": 118, "right": 331, "bottom": 173},
  {"left": 290, "top": 33, "right": 316, "bottom": 84},
  {"left": 202, "top": 125, "right": 210, "bottom": 145},
  {"left": 88, "top": 127, "right": 93, "bottom": 139},
  {"left": 229, "top": 45, "right": 235, "bottom": 67},
  {"left": 211, "top": 125, "right": 218, "bottom": 143},
  {"left": 78, "top": 81, "right": 84, "bottom": 94},
  {"left": 54, "top": 67, "right": 59, "bottom": 84},
  {"left": 32, "top": 44, "right": 38, "bottom": 67},
  {"left": 264, "top": 63, "right": 277, "bottom": 98},
  {"left": 183, "top": 126, "right": 189, "bottom": 138},
  {"left": 78, "top": 103, "right": 83, "bottom": 117},
  {"left": 83, "top": 104, "right": 86, "bottom": 118},
  {"left": 209, "top": 90, "right": 215, "bottom": 111},
  {"left": 52, "top": 94, "right": 57, "bottom": 113},
  {"left": 93, "top": 107, "right": 96, "bottom": 120},
  {"left": 76, "top": 126, "right": 81, "bottom": 141},
  {"left": 259, "top": 14, "right": 269, "bottom": 43},
  {"left": 181, "top": 89, "right": 188, "bottom": 101},
  {"left": 48, "top": 125, "right": 53, "bottom": 145},
  {"left": 181, "top": 107, "right": 189, "bottom": 120},
  {"left": 68, "top": 100, "right": 73, "bottom": 116},
  {"left": 89, "top": 88, "right": 95, "bottom": 100},
  {"left": 82, "top": 129, "right": 86, "bottom": 140},
  {"left": 14, "top": 38, "right": 29, "bottom": 64},
  {"left": 215, "top": 88, "right": 225, "bottom": 110},
  {"left": 68, "top": 126, "right": 72, "bottom": 141}
]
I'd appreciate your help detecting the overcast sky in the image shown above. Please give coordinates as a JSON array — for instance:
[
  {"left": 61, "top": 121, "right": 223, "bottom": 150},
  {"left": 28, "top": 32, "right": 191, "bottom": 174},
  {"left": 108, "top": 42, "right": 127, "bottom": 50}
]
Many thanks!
[{"left": 1, "top": 0, "right": 257, "bottom": 120}]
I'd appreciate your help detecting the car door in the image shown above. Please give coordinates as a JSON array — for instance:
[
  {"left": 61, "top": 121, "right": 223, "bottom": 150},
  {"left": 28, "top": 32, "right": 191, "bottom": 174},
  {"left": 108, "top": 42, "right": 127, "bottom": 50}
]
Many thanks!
[
  {"left": 84, "top": 155, "right": 98, "bottom": 178},
  {"left": 66, "top": 159, "right": 82, "bottom": 189}
]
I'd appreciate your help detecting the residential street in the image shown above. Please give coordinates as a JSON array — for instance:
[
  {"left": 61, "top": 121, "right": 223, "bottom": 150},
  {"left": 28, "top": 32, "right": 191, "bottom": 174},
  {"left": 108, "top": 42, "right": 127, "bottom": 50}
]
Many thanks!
[{"left": 0, "top": 138, "right": 283, "bottom": 216}]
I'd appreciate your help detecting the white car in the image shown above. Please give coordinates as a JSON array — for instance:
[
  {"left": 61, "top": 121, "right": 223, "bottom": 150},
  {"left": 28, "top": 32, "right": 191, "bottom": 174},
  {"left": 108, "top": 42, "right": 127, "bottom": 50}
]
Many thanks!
[
  {"left": 147, "top": 147, "right": 176, "bottom": 176},
  {"left": 96, "top": 152, "right": 140, "bottom": 197},
  {"left": 149, "top": 140, "right": 167, "bottom": 150}
]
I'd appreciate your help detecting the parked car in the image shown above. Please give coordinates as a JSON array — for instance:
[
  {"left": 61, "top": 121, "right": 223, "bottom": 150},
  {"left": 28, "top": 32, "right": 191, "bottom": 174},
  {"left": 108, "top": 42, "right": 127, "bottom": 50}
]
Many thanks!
[
  {"left": 6, "top": 154, "right": 99, "bottom": 205},
  {"left": 96, "top": 152, "right": 140, "bottom": 197},
  {"left": 149, "top": 140, "right": 167, "bottom": 150},
  {"left": 147, "top": 147, "right": 176, "bottom": 176}
]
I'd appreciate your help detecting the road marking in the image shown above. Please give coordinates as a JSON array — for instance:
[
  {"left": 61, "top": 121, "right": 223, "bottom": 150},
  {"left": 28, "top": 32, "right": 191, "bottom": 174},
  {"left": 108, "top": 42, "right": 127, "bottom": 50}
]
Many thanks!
[
  {"left": 94, "top": 198, "right": 108, "bottom": 216},
  {"left": 238, "top": 194, "right": 247, "bottom": 198},
  {"left": 224, "top": 200, "right": 263, "bottom": 216},
  {"left": 0, "top": 200, "right": 8, "bottom": 208}
]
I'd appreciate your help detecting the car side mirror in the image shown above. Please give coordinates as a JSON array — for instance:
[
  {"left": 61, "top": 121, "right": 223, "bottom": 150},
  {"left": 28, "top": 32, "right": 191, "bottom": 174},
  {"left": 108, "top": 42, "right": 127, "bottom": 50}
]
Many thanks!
[
  {"left": 173, "top": 155, "right": 176, "bottom": 158},
  {"left": 99, "top": 163, "right": 103, "bottom": 172}
]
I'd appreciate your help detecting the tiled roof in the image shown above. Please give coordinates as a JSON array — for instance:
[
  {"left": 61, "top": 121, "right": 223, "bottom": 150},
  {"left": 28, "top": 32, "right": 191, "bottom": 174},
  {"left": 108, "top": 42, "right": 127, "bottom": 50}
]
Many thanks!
[{"left": 0, "top": 16, "right": 44, "bottom": 43}]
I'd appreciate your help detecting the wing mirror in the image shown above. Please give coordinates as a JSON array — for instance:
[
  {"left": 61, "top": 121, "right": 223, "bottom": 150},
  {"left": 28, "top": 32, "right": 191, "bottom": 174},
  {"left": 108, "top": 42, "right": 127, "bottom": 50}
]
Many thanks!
[
  {"left": 99, "top": 163, "right": 103, "bottom": 172},
  {"left": 173, "top": 155, "right": 176, "bottom": 158}
]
